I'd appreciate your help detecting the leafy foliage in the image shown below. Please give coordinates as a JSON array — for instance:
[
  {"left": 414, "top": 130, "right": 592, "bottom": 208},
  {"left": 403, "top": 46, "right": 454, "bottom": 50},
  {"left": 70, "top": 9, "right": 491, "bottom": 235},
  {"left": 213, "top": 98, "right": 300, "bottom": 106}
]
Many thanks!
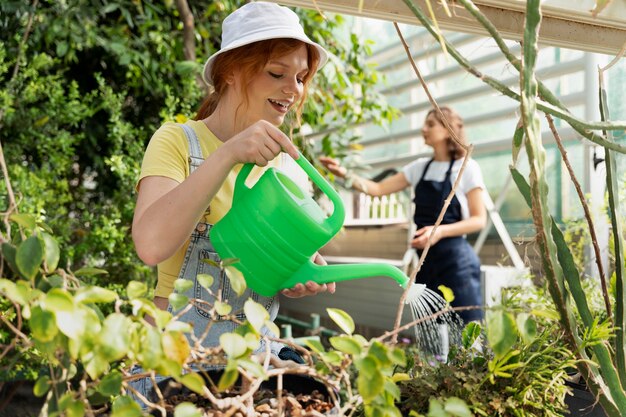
[
  {"left": 397, "top": 307, "right": 575, "bottom": 417},
  {"left": 0, "top": 0, "right": 394, "bottom": 290}
]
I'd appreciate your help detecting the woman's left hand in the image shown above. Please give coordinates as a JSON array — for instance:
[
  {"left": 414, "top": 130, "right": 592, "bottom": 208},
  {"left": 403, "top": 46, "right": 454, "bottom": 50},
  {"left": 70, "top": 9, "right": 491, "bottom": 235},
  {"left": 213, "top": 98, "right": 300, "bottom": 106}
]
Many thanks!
[
  {"left": 281, "top": 253, "right": 336, "bottom": 298},
  {"left": 411, "top": 225, "right": 444, "bottom": 249}
]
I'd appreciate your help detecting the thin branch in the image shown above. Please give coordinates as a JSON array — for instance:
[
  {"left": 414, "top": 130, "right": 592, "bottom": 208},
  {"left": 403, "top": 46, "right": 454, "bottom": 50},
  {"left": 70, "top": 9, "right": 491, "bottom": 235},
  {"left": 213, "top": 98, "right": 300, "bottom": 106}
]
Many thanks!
[
  {"left": 391, "top": 22, "right": 474, "bottom": 344},
  {"left": 174, "top": 0, "right": 195, "bottom": 61},
  {"left": 544, "top": 113, "right": 612, "bottom": 322}
]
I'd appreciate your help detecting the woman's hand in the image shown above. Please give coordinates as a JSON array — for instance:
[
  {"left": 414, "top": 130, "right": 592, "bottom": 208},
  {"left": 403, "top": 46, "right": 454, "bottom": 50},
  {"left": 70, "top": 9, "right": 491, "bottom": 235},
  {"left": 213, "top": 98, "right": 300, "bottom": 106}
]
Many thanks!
[
  {"left": 319, "top": 156, "right": 347, "bottom": 178},
  {"left": 222, "top": 120, "right": 299, "bottom": 167},
  {"left": 281, "top": 253, "right": 336, "bottom": 298},
  {"left": 411, "top": 225, "right": 445, "bottom": 249}
]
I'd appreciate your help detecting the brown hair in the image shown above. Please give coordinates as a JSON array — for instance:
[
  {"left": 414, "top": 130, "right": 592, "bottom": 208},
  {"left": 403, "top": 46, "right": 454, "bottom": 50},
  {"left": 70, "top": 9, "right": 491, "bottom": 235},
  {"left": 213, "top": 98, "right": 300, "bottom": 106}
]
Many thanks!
[
  {"left": 194, "top": 38, "right": 320, "bottom": 125},
  {"left": 427, "top": 106, "right": 467, "bottom": 159}
]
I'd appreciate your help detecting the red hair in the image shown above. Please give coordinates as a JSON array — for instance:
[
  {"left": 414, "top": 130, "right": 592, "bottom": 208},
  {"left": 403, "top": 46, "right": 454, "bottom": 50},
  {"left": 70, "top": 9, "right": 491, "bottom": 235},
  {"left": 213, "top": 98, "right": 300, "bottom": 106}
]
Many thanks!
[{"left": 195, "top": 38, "right": 320, "bottom": 125}]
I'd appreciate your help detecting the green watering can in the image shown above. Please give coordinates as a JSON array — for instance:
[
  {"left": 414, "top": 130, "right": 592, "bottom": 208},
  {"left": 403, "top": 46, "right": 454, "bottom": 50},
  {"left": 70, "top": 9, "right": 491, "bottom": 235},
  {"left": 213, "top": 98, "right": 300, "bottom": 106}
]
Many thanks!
[{"left": 210, "top": 153, "right": 424, "bottom": 300}]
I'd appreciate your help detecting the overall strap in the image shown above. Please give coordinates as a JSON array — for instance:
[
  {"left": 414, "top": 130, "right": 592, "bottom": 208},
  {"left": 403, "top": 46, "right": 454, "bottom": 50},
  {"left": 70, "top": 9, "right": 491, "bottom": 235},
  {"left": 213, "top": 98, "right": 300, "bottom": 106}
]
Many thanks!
[
  {"left": 178, "top": 123, "right": 204, "bottom": 173},
  {"left": 444, "top": 158, "right": 455, "bottom": 180},
  {"left": 417, "top": 158, "right": 435, "bottom": 183}
]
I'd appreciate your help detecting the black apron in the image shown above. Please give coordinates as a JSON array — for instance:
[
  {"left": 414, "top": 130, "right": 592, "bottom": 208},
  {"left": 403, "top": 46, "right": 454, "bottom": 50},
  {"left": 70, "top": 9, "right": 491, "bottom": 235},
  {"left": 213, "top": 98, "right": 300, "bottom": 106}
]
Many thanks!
[{"left": 413, "top": 158, "right": 482, "bottom": 322}]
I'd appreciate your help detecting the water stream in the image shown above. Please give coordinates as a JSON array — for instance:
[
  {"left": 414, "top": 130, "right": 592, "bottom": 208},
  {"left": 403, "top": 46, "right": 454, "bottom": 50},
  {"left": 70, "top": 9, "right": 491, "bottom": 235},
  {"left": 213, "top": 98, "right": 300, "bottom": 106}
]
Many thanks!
[{"left": 407, "top": 286, "right": 464, "bottom": 360}]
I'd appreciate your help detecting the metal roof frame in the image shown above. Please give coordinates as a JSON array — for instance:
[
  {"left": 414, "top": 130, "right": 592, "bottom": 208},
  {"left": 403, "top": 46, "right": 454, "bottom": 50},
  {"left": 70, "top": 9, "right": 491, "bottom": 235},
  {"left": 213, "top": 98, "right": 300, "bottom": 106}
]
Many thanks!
[{"left": 275, "top": 0, "right": 626, "bottom": 56}]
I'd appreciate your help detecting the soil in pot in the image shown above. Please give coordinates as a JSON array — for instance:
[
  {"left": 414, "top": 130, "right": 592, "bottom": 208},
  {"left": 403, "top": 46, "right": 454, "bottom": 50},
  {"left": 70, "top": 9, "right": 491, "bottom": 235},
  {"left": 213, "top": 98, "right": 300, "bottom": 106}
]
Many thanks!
[{"left": 150, "top": 371, "right": 336, "bottom": 416}]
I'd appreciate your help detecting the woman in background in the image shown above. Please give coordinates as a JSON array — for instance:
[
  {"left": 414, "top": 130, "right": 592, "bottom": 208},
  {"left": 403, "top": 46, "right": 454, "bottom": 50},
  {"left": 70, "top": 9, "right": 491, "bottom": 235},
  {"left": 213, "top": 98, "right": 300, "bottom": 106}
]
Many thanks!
[{"left": 320, "top": 106, "right": 486, "bottom": 324}]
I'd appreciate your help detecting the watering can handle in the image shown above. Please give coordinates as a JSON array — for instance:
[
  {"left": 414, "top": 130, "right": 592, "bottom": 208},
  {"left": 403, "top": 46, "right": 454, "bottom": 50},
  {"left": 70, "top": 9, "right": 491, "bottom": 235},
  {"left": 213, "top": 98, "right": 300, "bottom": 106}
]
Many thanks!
[
  {"left": 292, "top": 152, "right": 345, "bottom": 232},
  {"left": 233, "top": 163, "right": 255, "bottom": 202},
  {"left": 234, "top": 154, "right": 345, "bottom": 231}
]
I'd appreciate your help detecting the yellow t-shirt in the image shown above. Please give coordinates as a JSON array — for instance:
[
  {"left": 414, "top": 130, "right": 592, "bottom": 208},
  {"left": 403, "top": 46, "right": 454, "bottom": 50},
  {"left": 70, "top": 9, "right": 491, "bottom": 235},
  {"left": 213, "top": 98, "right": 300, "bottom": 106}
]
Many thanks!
[{"left": 137, "top": 120, "right": 283, "bottom": 298}]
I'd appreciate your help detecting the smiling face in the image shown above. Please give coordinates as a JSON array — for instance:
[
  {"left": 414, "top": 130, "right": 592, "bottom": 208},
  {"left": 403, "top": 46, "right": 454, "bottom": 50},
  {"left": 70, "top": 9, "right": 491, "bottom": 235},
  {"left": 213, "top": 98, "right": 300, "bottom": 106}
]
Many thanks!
[{"left": 233, "top": 44, "right": 309, "bottom": 127}]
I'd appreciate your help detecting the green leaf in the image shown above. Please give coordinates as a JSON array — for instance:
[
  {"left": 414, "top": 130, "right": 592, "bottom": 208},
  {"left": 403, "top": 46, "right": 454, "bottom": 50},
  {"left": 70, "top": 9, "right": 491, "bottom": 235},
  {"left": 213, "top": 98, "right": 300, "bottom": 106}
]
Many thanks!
[
  {"left": 98, "top": 313, "right": 131, "bottom": 361},
  {"left": 218, "top": 363, "right": 239, "bottom": 391},
  {"left": 9, "top": 213, "right": 37, "bottom": 231},
  {"left": 389, "top": 347, "right": 407, "bottom": 366},
  {"left": 368, "top": 340, "right": 392, "bottom": 367},
  {"left": 41, "top": 232, "right": 60, "bottom": 272},
  {"left": 486, "top": 310, "right": 517, "bottom": 358},
  {"left": 111, "top": 395, "right": 142, "bottom": 417},
  {"left": 304, "top": 338, "right": 325, "bottom": 353},
  {"left": 33, "top": 375, "right": 50, "bottom": 397},
  {"left": 196, "top": 273, "right": 214, "bottom": 289},
  {"left": 126, "top": 281, "right": 147, "bottom": 299},
  {"left": 74, "top": 267, "right": 108, "bottom": 277},
  {"left": 444, "top": 397, "right": 472, "bottom": 417},
  {"left": 180, "top": 373, "right": 206, "bottom": 395},
  {"left": 165, "top": 321, "right": 193, "bottom": 333},
  {"left": 174, "top": 402, "right": 202, "bottom": 417},
  {"left": 139, "top": 326, "right": 164, "bottom": 369},
  {"left": 162, "top": 331, "right": 191, "bottom": 365},
  {"left": 75, "top": 286, "right": 117, "bottom": 304},
  {"left": 516, "top": 313, "right": 537, "bottom": 344},
  {"left": 168, "top": 293, "right": 189, "bottom": 311},
  {"left": 511, "top": 119, "right": 524, "bottom": 163},
  {"left": 1, "top": 243, "right": 18, "bottom": 276},
  {"left": 224, "top": 266, "right": 247, "bottom": 296},
  {"left": 428, "top": 398, "right": 446, "bottom": 417},
  {"left": 174, "top": 279, "right": 193, "bottom": 293},
  {"left": 0, "top": 279, "right": 25, "bottom": 305},
  {"left": 220, "top": 333, "right": 247, "bottom": 358},
  {"left": 65, "top": 400, "right": 85, "bottom": 417},
  {"left": 16, "top": 235, "right": 44, "bottom": 279},
  {"left": 320, "top": 350, "right": 343, "bottom": 365},
  {"left": 238, "top": 358, "right": 267, "bottom": 379},
  {"left": 327, "top": 308, "right": 354, "bottom": 335},
  {"left": 44, "top": 288, "right": 74, "bottom": 313},
  {"left": 462, "top": 322, "right": 482, "bottom": 349},
  {"left": 215, "top": 301, "right": 232, "bottom": 316},
  {"left": 244, "top": 299, "right": 269, "bottom": 332},
  {"left": 97, "top": 371, "right": 122, "bottom": 397},
  {"left": 329, "top": 335, "right": 362, "bottom": 355},
  {"left": 357, "top": 357, "right": 383, "bottom": 402},
  {"left": 30, "top": 306, "right": 58, "bottom": 342}
]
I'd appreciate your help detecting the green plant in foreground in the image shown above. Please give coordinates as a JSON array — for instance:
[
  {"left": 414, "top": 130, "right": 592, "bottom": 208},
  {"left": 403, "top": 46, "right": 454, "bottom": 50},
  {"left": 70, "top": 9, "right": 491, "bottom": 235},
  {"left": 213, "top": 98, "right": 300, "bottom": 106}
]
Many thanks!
[
  {"left": 398, "top": 314, "right": 575, "bottom": 417},
  {"left": 0, "top": 213, "right": 417, "bottom": 416}
]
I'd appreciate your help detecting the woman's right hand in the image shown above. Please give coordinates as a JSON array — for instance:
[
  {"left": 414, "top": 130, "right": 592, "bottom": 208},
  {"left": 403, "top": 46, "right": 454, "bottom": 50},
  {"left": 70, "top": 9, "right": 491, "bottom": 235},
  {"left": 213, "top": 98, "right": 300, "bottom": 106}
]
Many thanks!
[
  {"left": 222, "top": 120, "right": 299, "bottom": 167},
  {"left": 319, "top": 156, "right": 347, "bottom": 178}
]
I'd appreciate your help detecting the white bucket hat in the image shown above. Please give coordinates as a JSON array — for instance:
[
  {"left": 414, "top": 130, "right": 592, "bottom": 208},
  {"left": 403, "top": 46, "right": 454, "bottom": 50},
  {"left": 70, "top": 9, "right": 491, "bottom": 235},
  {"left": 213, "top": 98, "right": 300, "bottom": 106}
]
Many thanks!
[{"left": 202, "top": 1, "right": 329, "bottom": 86}]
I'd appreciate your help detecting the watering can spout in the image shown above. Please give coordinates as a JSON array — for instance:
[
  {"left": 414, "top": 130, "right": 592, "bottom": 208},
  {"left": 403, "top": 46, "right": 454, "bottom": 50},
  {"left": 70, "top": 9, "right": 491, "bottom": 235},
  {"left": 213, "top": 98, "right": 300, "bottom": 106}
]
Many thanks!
[
  {"left": 286, "top": 261, "right": 409, "bottom": 289},
  {"left": 285, "top": 261, "right": 427, "bottom": 304}
]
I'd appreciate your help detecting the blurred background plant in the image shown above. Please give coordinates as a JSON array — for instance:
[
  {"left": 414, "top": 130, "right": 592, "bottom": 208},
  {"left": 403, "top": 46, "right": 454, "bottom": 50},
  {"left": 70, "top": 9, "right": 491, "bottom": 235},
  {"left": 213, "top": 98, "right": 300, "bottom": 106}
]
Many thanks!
[{"left": 0, "top": 0, "right": 396, "bottom": 292}]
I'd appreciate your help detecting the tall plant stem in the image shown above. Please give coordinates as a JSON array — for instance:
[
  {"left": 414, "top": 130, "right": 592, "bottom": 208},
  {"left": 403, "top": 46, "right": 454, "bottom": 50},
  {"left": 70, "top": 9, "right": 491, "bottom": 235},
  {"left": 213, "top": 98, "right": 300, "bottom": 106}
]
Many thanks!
[
  {"left": 545, "top": 113, "right": 612, "bottom": 323},
  {"left": 516, "top": 1, "right": 626, "bottom": 414},
  {"left": 598, "top": 67, "right": 626, "bottom": 389},
  {"left": 400, "top": 0, "right": 626, "bottom": 154}
]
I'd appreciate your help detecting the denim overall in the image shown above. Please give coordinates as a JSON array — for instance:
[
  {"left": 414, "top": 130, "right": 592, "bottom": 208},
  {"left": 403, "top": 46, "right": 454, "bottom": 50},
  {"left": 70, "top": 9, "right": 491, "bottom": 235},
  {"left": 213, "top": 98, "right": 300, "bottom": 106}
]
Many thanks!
[
  {"left": 128, "top": 124, "right": 283, "bottom": 406},
  {"left": 170, "top": 123, "right": 282, "bottom": 349},
  {"left": 413, "top": 159, "right": 483, "bottom": 323}
]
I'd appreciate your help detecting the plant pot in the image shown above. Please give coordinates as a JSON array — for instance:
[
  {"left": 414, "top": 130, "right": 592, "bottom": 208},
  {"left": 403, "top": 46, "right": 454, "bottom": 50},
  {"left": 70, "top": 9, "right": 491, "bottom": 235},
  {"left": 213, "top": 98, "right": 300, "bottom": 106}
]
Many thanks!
[
  {"left": 565, "top": 380, "right": 608, "bottom": 417},
  {"left": 151, "top": 370, "right": 336, "bottom": 416}
]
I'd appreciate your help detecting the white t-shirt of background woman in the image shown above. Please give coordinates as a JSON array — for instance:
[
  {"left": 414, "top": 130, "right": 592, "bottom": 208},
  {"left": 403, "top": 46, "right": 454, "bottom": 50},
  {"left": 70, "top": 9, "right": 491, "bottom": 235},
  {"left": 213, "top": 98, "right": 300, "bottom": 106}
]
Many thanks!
[{"left": 402, "top": 157, "right": 485, "bottom": 220}]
